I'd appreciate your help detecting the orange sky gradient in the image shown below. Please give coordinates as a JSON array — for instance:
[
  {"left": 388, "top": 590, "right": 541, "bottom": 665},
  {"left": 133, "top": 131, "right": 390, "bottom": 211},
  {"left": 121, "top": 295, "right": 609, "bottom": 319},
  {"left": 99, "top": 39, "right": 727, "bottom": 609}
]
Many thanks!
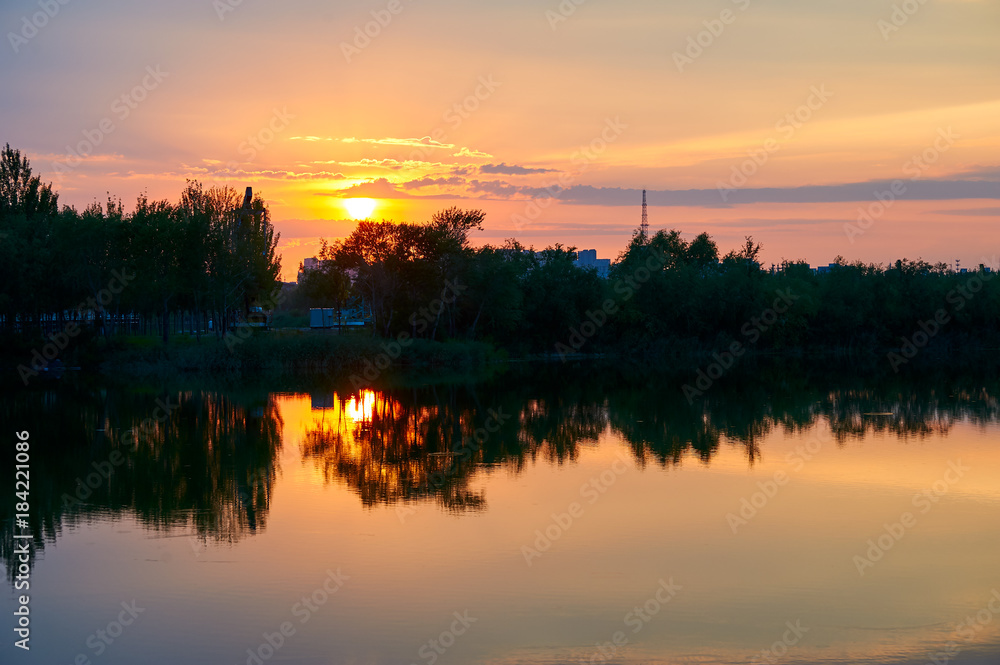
[{"left": 3, "top": 0, "right": 998, "bottom": 280}]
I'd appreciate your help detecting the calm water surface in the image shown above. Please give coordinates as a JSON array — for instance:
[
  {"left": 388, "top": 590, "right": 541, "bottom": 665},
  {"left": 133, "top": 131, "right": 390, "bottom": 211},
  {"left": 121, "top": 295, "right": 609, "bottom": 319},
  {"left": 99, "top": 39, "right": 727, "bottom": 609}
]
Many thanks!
[{"left": 2, "top": 363, "right": 1000, "bottom": 664}]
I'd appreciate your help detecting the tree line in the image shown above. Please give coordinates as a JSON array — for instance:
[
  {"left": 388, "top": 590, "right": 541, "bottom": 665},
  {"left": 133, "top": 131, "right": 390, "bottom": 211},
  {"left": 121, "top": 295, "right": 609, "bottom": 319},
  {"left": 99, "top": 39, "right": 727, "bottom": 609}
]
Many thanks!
[
  {"left": 0, "top": 144, "right": 281, "bottom": 344},
  {"left": 294, "top": 213, "right": 999, "bottom": 356}
]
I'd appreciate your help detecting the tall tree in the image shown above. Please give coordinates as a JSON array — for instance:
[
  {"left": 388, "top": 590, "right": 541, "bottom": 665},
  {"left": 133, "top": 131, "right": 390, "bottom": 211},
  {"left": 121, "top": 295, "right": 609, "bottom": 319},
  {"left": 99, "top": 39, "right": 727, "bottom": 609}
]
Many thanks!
[{"left": 0, "top": 145, "right": 60, "bottom": 332}]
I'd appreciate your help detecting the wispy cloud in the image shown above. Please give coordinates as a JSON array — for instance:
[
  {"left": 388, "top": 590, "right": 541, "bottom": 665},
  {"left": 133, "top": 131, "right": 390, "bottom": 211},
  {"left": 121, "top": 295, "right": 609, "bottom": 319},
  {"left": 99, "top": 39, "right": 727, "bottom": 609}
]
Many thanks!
[
  {"left": 278, "top": 238, "right": 321, "bottom": 250},
  {"left": 401, "top": 176, "right": 465, "bottom": 190},
  {"left": 480, "top": 163, "right": 556, "bottom": 175},
  {"left": 318, "top": 177, "right": 461, "bottom": 199},
  {"left": 313, "top": 158, "right": 445, "bottom": 170},
  {"left": 954, "top": 165, "right": 1000, "bottom": 181},
  {"left": 459, "top": 179, "right": 1000, "bottom": 207},
  {"left": 315, "top": 178, "right": 412, "bottom": 199},
  {"left": 346, "top": 136, "right": 456, "bottom": 149},
  {"left": 198, "top": 168, "right": 349, "bottom": 181},
  {"left": 931, "top": 206, "right": 1000, "bottom": 216},
  {"left": 468, "top": 179, "right": 535, "bottom": 198},
  {"left": 453, "top": 147, "right": 492, "bottom": 159}
]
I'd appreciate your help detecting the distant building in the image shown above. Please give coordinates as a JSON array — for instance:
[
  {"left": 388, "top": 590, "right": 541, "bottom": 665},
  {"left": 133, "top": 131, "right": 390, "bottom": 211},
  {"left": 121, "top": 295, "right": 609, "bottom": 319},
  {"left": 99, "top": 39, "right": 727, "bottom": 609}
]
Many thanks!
[
  {"left": 574, "top": 249, "right": 611, "bottom": 278},
  {"left": 520, "top": 248, "right": 611, "bottom": 277},
  {"left": 298, "top": 257, "right": 319, "bottom": 283}
]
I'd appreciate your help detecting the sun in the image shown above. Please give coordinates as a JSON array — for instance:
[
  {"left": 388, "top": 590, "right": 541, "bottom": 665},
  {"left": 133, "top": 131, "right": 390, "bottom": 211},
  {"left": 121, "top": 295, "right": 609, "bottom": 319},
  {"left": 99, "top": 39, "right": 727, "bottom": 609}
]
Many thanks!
[
  {"left": 343, "top": 198, "right": 377, "bottom": 220},
  {"left": 345, "top": 390, "right": 376, "bottom": 422}
]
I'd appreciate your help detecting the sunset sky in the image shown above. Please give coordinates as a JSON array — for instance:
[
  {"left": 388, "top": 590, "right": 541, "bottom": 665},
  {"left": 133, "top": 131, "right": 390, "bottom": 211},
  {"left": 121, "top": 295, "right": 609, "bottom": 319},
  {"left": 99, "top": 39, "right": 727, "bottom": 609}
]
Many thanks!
[{"left": 3, "top": 0, "right": 999, "bottom": 280}]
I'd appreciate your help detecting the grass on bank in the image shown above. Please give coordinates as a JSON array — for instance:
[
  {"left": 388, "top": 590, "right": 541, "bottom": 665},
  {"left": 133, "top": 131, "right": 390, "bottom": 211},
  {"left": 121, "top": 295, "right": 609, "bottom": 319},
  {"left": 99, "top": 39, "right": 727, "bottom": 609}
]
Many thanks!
[{"left": 96, "top": 328, "right": 500, "bottom": 376}]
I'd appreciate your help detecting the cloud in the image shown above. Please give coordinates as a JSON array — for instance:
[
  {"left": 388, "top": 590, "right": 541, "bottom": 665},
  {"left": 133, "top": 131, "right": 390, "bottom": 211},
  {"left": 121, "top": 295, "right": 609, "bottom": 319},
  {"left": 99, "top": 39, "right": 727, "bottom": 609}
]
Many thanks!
[
  {"left": 291, "top": 136, "right": 457, "bottom": 149},
  {"left": 468, "top": 179, "right": 533, "bottom": 198},
  {"left": 278, "top": 238, "right": 322, "bottom": 249},
  {"left": 953, "top": 165, "right": 1000, "bottom": 181},
  {"left": 316, "top": 158, "right": 445, "bottom": 170},
  {"left": 343, "top": 136, "right": 455, "bottom": 149},
  {"left": 480, "top": 163, "right": 556, "bottom": 175},
  {"left": 43, "top": 152, "right": 125, "bottom": 167},
  {"left": 199, "top": 167, "right": 348, "bottom": 181},
  {"left": 931, "top": 207, "right": 1000, "bottom": 216},
  {"left": 316, "top": 178, "right": 409, "bottom": 199},
  {"left": 453, "top": 147, "right": 492, "bottom": 159},
  {"left": 452, "top": 176, "right": 1000, "bottom": 207},
  {"left": 317, "top": 177, "right": 460, "bottom": 200},
  {"left": 702, "top": 218, "right": 852, "bottom": 228},
  {"left": 541, "top": 179, "right": 1000, "bottom": 207},
  {"left": 401, "top": 176, "right": 465, "bottom": 190}
]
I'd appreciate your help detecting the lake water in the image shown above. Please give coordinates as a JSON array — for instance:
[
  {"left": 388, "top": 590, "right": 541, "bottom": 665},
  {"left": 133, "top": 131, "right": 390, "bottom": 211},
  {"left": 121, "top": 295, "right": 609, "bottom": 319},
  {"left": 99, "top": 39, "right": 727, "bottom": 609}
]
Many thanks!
[{"left": 3, "top": 361, "right": 1000, "bottom": 665}]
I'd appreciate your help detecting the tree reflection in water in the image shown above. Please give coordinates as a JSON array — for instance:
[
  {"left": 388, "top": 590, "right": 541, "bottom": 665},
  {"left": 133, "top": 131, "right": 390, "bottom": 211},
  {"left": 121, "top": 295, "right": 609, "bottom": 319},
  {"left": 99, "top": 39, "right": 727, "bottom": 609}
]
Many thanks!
[
  {"left": 0, "top": 384, "right": 282, "bottom": 584},
  {"left": 299, "top": 360, "right": 1000, "bottom": 511},
  {"left": 2, "top": 359, "right": 998, "bottom": 585}
]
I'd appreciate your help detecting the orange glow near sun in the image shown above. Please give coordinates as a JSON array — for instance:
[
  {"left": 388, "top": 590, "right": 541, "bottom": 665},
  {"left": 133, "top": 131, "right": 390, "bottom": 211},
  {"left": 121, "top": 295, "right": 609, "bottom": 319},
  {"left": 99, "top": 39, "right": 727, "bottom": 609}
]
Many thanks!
[
  {"left": 343, "top": 198, "right": 377, "bottom": 220},
  {"left": 345, "top": 390, "right": 376, "bottom": 422}
]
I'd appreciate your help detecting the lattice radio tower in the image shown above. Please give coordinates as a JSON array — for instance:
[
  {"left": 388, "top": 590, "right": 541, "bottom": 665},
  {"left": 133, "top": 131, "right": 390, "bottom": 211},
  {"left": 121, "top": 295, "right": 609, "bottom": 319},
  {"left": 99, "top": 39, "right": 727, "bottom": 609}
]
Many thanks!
[{"left": 640, "top": 189, "right": 649, "bottom": 242}]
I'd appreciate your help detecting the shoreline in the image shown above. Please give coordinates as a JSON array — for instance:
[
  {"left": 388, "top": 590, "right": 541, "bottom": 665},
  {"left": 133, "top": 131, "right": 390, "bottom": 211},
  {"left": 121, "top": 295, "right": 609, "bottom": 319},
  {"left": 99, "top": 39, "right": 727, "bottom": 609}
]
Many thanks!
[{"left": 3, "top": 328, "right": 997, "bottom": 384}]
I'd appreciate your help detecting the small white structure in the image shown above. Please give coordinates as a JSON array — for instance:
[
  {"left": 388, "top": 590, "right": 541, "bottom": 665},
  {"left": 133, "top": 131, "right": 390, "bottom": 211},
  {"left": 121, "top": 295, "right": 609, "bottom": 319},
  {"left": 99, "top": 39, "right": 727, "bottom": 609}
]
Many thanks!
[{"left": 310, "top": 309, "right": 366, "bottom": 328}]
